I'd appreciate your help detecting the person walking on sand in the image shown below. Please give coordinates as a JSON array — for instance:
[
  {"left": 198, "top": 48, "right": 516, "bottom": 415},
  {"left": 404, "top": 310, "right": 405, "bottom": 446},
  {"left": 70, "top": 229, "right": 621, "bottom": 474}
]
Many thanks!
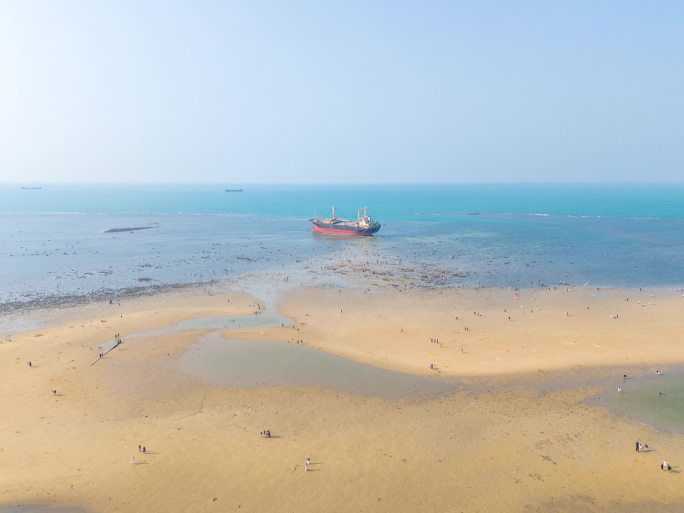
[
  {"left": 636, "top": 441, "right": 640, "bottom": 452},
  {"left": 130, "top": 457, "right": 136, "bottom": 465},
  {"left": 661, "top": 460, "right": 668, "bottom": 471}
]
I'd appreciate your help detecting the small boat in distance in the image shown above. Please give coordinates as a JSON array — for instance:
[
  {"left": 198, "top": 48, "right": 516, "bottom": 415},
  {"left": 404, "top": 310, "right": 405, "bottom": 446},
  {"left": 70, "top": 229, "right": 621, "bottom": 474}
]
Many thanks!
[
  {"left": 225, "top": 188, "right": 243, "bottom": 192},
  {"left": 21, "top": 186, "right": 42, "bottom": 190},
  {"left": 311, "top": 207, "right": 381, "bottom": 236}
]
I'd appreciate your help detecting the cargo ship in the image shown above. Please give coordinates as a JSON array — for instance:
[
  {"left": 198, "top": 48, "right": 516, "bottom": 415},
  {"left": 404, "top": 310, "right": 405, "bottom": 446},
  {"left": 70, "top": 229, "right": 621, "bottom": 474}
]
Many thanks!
[{"left": 310, "top": 207, "right": 381, "bottom": 236}]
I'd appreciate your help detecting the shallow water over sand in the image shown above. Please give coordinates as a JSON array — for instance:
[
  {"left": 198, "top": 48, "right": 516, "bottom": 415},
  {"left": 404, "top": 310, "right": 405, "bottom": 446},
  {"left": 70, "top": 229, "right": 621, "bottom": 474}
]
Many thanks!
[
  {"left": 178, "top": 333, "right": 461, "bottom": 399},
  {"left": 592, "top": 367, "right": 684, "bottom": 433},
  {"left": 0, "top": 505, "right": 87, "bottom": 513},
  {"left": 98, "top": 309, "right": 291, "bottom": 353}
]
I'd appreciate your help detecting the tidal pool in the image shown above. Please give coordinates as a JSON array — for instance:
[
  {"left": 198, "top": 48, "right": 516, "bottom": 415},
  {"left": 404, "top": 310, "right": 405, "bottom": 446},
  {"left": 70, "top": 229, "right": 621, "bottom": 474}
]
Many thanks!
[
  {"left": 178, "top": 333, "right": 461, "bottom": 399},
  {"left": 100, "top": 309, "right": 291, "bottom": 352},
  {"left": 591, "top": 367, "right": 684, "bottom": 433}
]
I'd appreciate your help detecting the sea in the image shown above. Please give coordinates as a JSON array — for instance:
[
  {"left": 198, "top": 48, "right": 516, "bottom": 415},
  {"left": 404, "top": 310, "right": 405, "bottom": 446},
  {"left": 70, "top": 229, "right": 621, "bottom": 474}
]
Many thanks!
[{"left": 2, "top": 183, "right": 684, "bottom": 312}]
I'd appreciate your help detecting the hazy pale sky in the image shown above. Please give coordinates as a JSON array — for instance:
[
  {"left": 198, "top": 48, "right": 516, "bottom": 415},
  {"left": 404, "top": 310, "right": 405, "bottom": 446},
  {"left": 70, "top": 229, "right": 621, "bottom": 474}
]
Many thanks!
[{"left": 0, "top": 1, "right": 682, "bottom": 183}]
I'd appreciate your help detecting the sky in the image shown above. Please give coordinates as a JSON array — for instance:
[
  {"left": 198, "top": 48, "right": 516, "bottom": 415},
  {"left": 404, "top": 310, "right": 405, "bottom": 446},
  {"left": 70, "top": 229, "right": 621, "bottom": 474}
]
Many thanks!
[{"left": 0, "top": 1, "right": 682, "bottom": 184}]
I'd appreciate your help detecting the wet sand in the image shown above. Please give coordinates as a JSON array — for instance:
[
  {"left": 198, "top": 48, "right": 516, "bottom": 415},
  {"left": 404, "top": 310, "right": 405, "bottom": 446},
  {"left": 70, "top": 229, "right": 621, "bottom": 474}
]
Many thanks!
[{"left": 2, "top": 284, "right": 684, "bottom": 512}]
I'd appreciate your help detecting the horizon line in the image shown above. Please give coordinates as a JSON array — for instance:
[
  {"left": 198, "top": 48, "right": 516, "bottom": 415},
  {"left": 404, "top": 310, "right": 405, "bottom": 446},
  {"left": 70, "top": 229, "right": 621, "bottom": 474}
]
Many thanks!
[{"left": 2, "top": 180, "right": 683, "bottom": 186}]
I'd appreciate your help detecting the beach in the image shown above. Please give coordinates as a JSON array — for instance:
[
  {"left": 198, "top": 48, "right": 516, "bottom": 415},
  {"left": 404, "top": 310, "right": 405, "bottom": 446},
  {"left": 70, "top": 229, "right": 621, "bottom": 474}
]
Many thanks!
[{"left": 3, "top": 282, "right": 684, "bottom": 513}]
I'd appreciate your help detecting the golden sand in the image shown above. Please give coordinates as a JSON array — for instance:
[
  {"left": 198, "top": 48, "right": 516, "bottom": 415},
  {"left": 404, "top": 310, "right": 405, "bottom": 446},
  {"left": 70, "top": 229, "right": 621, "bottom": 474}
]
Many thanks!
[
  {"left": 280, "top": 286, "right": 684, "bottom": 376},
  {"left": 2, "top": 285, "right": 684, "bottom": 512}
]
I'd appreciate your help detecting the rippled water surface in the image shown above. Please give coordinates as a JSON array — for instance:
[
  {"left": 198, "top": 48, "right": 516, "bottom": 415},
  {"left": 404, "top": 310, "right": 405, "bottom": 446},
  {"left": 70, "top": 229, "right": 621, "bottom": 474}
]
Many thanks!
[{"left": 3, "top": 183, "right": 684, "bottom": 309}]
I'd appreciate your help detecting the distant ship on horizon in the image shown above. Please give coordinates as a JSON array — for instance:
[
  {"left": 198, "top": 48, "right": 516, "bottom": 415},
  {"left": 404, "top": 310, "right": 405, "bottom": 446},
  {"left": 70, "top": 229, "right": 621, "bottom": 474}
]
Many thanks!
[
  {"left": 225, "top": 188, "right": 243, "bottom": 192},
  {"left": 310, "top": 207, "right": 381, "bottom": 236},
  {"left": 21, "top": 186, "right": 42, "bottom": 190}
]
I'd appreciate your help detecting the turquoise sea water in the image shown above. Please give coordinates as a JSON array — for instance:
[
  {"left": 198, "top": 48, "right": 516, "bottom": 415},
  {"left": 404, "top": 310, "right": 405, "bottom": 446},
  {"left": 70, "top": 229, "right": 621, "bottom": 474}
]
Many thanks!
[
  {"left": 3, "top": 183, "right": 684, "bottom": 218},
  {"left": 2, "top": 183, "right": 684, "bottom": 310}
]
